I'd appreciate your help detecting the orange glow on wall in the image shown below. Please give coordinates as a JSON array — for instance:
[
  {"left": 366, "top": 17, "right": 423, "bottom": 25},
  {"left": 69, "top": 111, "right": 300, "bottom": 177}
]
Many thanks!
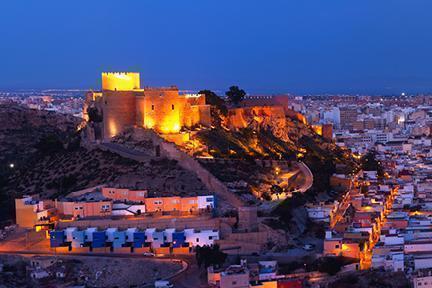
[
  {"left": 312, "top": 125, "right": 323, "bottom": 136},
  {"left": 144, "top": 118, "right": 155, "bottom": 129},
  {"left": 108, "top": 119, "right": 118, "bottom": 138}
]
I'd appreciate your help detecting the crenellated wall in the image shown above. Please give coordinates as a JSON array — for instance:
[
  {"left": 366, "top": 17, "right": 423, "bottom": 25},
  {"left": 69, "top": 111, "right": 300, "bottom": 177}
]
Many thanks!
[
  {"left": 102, "top": 72, "right": 140, "bottom": 91},
  {"left": 84, "top": 72, "right": 211, "bottom": 139}
]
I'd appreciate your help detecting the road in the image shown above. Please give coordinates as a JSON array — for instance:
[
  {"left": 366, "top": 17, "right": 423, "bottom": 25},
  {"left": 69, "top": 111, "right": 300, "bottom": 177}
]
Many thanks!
[
  {"left": 0, "top": 248, "right": 199, "bottom": 287},
  {"left": 295, "top": 162, "right": 313, "bottom": 193},
  {"left": 169, "top": 256, "right": 209, "bottom": 288}
]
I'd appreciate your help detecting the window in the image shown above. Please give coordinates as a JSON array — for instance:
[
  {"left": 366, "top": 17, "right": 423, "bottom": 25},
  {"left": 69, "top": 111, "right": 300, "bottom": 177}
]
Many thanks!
[
  {"left": 172, "top": 104, "right": 174, "bottom": 110},
  {"left": 206, "top": 197, "right": 213, "bottom": 202},
  {"left": 209, "top": 236, "right": 213, "bottom": 240},
  {"left": 335, "top": 245, "right": 339, "bottom": 249},
  {"left": 151, "top": 105, "right": 154, "bottom": 111},
  {"left": 196, "top": 238, "right": 199, "bottom": 242}
]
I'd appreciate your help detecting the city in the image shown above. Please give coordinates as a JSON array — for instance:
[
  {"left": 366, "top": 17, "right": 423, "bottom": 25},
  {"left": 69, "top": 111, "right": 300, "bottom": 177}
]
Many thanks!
[{"left": 0, "top": 1, "right": 431, "bottom": 288}]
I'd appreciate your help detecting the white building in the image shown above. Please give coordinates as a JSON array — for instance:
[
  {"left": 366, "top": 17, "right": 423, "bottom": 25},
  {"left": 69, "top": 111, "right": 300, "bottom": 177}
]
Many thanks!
[{"left": 184, "top": 229, "right": 219, "bottom": 247}]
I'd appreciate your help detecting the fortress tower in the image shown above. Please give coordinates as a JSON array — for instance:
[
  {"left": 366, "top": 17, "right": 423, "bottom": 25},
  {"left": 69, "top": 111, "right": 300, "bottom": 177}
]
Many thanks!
[
  {"left": 101, "top": 73, "right": 144, "bottom": 139},
  {"left": 84, "top": 72, "right": 211, "bottom": 140},
  {"left": 102, "top": 72, "right": 140, "bottom": 91}
]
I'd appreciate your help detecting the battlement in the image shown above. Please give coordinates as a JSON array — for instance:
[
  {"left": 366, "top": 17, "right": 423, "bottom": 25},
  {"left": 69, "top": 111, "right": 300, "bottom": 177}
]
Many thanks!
[
  {"left": 143, "top": 85, "right": 178, "bottom": 91},
  {"left": 102, "top": 72, "right": 141, "bottom": 91}
]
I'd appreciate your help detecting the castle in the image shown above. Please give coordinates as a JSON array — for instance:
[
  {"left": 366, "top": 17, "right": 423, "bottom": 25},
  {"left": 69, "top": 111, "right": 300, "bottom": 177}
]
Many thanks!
[{"left": 84, "top": 72, "right": 211, "bottom": 139}]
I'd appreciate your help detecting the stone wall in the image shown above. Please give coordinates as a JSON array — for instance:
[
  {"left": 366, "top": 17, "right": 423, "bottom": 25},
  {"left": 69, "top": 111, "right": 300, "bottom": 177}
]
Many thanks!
[
  {"left": 102, "top": 90, "right": 138, "bottom": 139},
  {"left": 158, "top": 138, "right": 245, "bottom": 209},
  {"left": 128, "top": 128, "right": 244, "bottom": 208}
]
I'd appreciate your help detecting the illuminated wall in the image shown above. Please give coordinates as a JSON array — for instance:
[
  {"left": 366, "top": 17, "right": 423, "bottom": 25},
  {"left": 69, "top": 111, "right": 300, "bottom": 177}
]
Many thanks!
[
  {"left": 102, "top": 72, "right": 141, "bottom": 91},
  {"left": 83, "top": 91, "right": 102, "bottom": 121},
  {"left": 142, "top": 87, "right": 186, "bottom": 134},
  {"left": 312, "top": 125, "right": 323, "bottom": 136},
  {"left": 86, "top": 72, "right": 211, "bottom": 139},
  {"left": 103, "top": 90, "right": 140, "bottom": 138},
  {"left": 312, "top": 124, "right": 333, "bottom": 140},
  {"left": 226, "top": 106, "right": 286, "bottom": 130}
]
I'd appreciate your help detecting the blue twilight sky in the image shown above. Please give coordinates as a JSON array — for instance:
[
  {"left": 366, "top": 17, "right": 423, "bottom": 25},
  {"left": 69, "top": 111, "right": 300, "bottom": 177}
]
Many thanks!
[{"left": 1, "top": 0, "right": 432, "bottom": 94}]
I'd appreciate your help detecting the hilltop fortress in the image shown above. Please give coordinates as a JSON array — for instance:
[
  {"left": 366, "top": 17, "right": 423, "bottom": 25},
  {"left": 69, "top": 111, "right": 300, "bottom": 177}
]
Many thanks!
[{"left": 84, "top": 72, "right": 211, "bottom": 139}]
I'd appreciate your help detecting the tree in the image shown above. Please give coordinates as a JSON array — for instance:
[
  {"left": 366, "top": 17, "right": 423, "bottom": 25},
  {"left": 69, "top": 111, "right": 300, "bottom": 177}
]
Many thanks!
[
  {"left": 87, "top": 107, "right": 103, "bottom": 123},
  {"left": 317, "top": 257, "right": 345, "bottom": 275},
  {"left": 35, "top": 134, "right": 64, "bottom": 154},
  {"left": 195, "top": 244, "right": 227, "bottom": 269},
  {"left": 361, "top": 151, "right": 384, "bottom": 178},
  {"left": 270, "top": 184, "right": 283, "bottom": 195},
  {"left": 199, "top": 90, "right": 225, "bottom": 108},
  {"left": 199, "top": 90, "right": 228, "bottom": 126},
  {"left": 225, "top": 86, "right": 246, "bottom": 106}
]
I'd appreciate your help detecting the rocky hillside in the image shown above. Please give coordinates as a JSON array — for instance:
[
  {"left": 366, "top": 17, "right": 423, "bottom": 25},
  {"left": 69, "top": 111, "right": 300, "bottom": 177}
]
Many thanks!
[
  {"left": 186, "top": 105, "right": 358, "bottom": 233},
  {"left": 190, "top": 110, "right": 356, "bottom": 197},
  {"left": 0, "top": 104, "right": 81, "bottom": 176},
  {"left": 0, "top": 104, "right": 208, "bottom": 222}
]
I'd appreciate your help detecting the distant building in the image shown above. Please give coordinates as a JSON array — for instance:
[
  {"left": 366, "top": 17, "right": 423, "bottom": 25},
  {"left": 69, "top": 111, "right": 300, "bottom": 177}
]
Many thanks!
[
  {"left": 339, "top": 106, "right": 358, "bottom": 130},
  {"left": 413, "top": 269, "right": 432, "bottom": 288}
]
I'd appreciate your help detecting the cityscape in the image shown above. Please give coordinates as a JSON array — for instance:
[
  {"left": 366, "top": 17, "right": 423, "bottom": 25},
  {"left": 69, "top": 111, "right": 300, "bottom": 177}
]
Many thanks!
[{"left": 1, "top": 1, "right": 432, "bottom": 288}]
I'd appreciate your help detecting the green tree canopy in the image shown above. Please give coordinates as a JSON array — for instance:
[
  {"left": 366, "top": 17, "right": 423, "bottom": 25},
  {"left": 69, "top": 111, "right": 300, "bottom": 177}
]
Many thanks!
[
  {"left": 361, "top": 151, "right": 384, "bottom": 178},
  {"left": 199, "top": 89, "right": 227, "bottom": 115},
  {"left": 225, "top": 86, "right": 246, "bottom": 106},
  {"left": 87, "top": 107, "right": 103, "bottom": 123},
  {"left": 195, "top": 244, "right": 227, "bottom": 269}
]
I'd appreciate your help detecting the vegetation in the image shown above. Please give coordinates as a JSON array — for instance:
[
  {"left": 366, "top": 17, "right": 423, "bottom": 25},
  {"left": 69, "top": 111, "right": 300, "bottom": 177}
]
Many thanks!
[
  {"left": 199, "top": 90, "right": 227, "bottom": 114},
  {"left": 199, "top": 89, "right": 227, "bottom": 126},
  {"left": 195, "top": 244, "right": 227, "bottom": 269},
  {"left": 35, "top": 134, "right": 65, "bottom": 154},
  {"left": 328, "top": 270, "right": 410, "bottom": 288},
  {"left": 87, "top": 107, "right": 103, "bottom": 123},
  {"left": 225, "top": 85, "right": 246, "bottom": 106},
  {"left": 361, "top": 150, "right": 384, "bottom": 178},
  {"left": 307, "top": 256, "right": 356, "bottom": 275},
  {"left": 196, "top": 127, "right": 297, "bottom": 160},
  {"left": 0, "top": 104, "right": 81, "bottom": 221}
]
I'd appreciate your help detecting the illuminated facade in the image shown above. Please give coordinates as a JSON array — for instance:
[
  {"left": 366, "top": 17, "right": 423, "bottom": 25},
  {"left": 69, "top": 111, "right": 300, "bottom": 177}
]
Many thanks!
[{"left": 86, "top": 72, "right": 211, "bottom": 139}]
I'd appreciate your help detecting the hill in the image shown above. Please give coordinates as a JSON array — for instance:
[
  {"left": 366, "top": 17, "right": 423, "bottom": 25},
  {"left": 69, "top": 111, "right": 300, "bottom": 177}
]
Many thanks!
[{"left": 0, "top": 104, "right": 208, "bottom": 222}]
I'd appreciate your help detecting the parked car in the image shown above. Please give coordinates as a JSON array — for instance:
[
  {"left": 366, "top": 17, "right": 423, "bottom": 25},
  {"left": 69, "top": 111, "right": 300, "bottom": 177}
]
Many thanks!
[
  {"left": 303, "top": 244, "right": 315, "bottom": 251},
  {"left": 154, "top": 280, "right": 174, "bottom": 288}
]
